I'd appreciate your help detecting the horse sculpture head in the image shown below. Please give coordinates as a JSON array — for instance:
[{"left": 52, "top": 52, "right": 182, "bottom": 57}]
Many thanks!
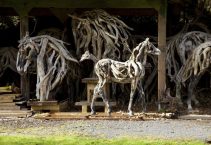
[
  {"left": 132, "top": 38, "right": 160, "bottom": 63},
  {"left": 142, "top": 38, "right": 161, "bottom": 56},
  {"left": 80, "top": 50, "right": 98, "bottom": 63},
  {"left": 16, "top": 36, "right": 37, "bottom": 75}
]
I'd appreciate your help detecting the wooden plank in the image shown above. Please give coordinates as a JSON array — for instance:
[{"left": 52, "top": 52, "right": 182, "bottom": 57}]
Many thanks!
[
  {"left": 75, "top": 101, "right": 116, "bottom": 106},
  {"left": 0, "top": 93, "right": 20, "bottom": 98},
  {"left": 179, "top": 114, "right": 211, "bottom": 120},
  {"left": 33, "top": 112, "right": 160, "bottom": 120},
  {"left": 28, "top": 100, "right": 68, "bottom": 112},
  {"left": 0, "top": 110, "right": 30, "bottom": 113},
  {"left": 31, "top": 105, "right": 59, "bottom": 111},
  {"left": 0, "top": 102, "right": 16, "bottom": 106},
  {"left": 0, "top": 110, "right": 31, "bottom": 117},
  {"left": 0, "top": 106, "right": 20, "bottom": 110},
  {"left": 0, "top": 93, "right": 20, "bottom": 96},
  {"left": 0, "top": 87, "right": 12, "bottom": 93},
  {"left": 0, "top": 99, "right": 13, "bottom": 103},
  {"left": 28, "top": 101, "right": 58, "bottom": 106},
  {"left": 0, "top": 0, "right": 162, "bottom": 9},
  {"left": 0, "top": 86, "right": 12, "bottom": 90},
  {"left": 0, "top": 94, "right": 21, "bottom": 101}
]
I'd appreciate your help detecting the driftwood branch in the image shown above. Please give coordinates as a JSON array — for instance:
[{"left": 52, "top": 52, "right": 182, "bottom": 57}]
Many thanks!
[{"left": 70, "top": 9, "right": 132, "bottom": 61}]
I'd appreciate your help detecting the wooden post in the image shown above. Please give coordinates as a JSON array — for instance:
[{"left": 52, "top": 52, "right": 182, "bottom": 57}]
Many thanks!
[
  {"left": 19, "top": 13, "right": 30, "bottom": 100},
  {"left": 158, "top": 2, "right": 167, "bottom": 111}
]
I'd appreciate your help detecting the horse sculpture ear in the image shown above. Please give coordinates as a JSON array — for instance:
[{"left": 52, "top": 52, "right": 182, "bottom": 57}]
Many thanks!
[{"left": 145, "top": 38, "right": 149, "bottom": 42}]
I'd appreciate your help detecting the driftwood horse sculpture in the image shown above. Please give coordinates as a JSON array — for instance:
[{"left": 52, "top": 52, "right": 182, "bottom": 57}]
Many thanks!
[
  {"left": 16, "top": 35, "right": 78, "bottom": 101},
  {"left": 167, "top": 31, "right": 211, "bottom": 111},
  {"left": 0, "top": 47, "right": 18, "bottom": 77},
  {"left": 87, "top": 38, "right": 160, "bottom": 116}
]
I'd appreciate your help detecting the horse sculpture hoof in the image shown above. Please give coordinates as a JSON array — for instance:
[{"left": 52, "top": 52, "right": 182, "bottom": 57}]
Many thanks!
[
  {"left": 128, "top": 111, "right": 134, "bottom": 116},
  {"left": 107, "top": 112, "right": 111, "bottom": 117},
  {"left": 90, "top": 111, "right": 96, "bottom": 115}
]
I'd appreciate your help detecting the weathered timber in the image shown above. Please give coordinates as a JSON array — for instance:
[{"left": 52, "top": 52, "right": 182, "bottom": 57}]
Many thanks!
[
  {"left": 0, "top": 110, "right": 31, "bottom": 117},
  {"left": 0, "top": 0, "right": 163, "bottom": 10}
]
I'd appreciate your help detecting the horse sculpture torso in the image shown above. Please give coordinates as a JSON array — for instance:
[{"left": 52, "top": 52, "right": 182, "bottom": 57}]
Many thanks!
[
  {"left": 89, "top": 38, "right": 160, "bottom": 116},
  {"left": 95, "top": 59, "right": 144, "bottom": 83}
]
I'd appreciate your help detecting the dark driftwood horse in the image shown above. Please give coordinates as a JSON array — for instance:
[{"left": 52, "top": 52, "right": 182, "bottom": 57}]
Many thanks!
[{"left": 16, "top": 35, "right": 78, "bottom": 101}]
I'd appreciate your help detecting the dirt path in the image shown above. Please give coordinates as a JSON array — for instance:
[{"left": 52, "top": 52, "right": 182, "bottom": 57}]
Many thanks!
[{"left": 0, "top": 117, "right": 210, "bottom": 141}]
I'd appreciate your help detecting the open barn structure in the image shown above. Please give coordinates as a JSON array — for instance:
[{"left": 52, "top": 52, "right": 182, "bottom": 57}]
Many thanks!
[{"left": 0, "top": 0, "right": 168, "bottom": 115}]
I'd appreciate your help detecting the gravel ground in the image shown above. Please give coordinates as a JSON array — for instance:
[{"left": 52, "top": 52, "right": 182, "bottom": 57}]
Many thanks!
[{"left": 0, "top": 117, "right": 210, "bottom": 141}]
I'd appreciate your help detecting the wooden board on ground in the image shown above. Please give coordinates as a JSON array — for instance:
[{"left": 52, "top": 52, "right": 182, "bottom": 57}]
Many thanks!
[
  {"left": 33, "top": 112, "right": 174, "bottom": 121},
  {"left": 179, "top": 114, "right": 211, "bottom": 120},
  {"left": 0, "top": 105, "right": 21, "bottom": 110},
  {"left": 0, "top": 110, "right": 32, "bottom": 117}
]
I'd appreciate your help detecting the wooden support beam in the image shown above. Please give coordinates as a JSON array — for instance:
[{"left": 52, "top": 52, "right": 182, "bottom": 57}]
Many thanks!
[
  {"left": 19, "top": 11, "right": 30, "bottom": 101},
  {"left": 50, "top": 8, "right": 73, "bottom": 24},
  {"left": 0, "top": 0, "right": 161, "bottom": 9},
  {"left": 157, "top": 1, "right": 167, "bottom": 111}
]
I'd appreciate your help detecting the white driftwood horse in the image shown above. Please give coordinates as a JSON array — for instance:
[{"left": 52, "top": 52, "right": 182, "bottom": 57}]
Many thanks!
[{"left": 90, "top": 38, "right": 160, "bottom": 116}]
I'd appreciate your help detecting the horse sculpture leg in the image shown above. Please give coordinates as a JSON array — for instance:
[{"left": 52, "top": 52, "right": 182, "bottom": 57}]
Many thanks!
[
  {"left": 91, "top": 84, "right": 99, "bottom": 115},
  {"left": 137, "top": 81, "right": 146, "bottom": 112},
  {"left": 187, "top": 76, "right": 201, "bottom": 111},
  {"left": 128, "top": 79, "right": 138, "bottom": 116},
  {"left": 91, "top": 78, "right": 111, "bottom": 115}
]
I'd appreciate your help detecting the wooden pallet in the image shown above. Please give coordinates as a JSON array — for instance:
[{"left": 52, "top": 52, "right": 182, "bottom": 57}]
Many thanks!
[
  {"left": 0, "top": 93, "right": 22, "bottom": 110},
  {"left": 28, "top": 100, "right": 69, "bottom": 112},
  {"left": 0, "top": 93, "right": 31, "bottom": 117}
]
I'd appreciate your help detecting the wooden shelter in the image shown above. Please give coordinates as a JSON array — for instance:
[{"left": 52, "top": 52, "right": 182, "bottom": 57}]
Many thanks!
[{"left": 0, "top": 0, "right": 167, "bottom": 110}]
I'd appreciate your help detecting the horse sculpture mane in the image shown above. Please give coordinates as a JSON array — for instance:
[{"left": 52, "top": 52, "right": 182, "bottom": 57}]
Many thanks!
[{"left": 84, "top": 38, "right": 161, "bottom": 116}]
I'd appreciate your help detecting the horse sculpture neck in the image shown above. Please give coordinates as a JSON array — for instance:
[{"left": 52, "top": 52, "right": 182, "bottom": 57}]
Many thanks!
[{"left": 129, "top": 39, "right": 148, "bottom": 65}]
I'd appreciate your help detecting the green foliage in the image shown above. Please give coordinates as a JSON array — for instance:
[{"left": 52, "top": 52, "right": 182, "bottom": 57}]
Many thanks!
[
  {"left": 0, "top": 16, "right": 19, "bottom": 30},
  {"left": 0, "top": 135, "right": 206, "bottom": 145}
]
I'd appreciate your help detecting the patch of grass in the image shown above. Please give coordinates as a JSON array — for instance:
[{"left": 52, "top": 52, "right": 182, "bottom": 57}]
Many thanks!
[{"left": 0, "top": 135, "right": 206, "bottom": 145}]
